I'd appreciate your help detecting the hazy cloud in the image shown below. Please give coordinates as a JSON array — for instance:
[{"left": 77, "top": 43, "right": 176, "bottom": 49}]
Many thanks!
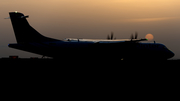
[{"left": 122, "top": 17, "right": 178, "bottom": 22}]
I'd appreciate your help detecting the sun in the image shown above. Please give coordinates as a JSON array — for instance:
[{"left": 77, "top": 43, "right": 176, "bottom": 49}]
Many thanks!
[{"left": 145, "top": 33, "right": 154, "bottom": 41}]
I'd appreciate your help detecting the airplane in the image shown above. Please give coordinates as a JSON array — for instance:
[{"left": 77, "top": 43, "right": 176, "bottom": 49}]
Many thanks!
[{"left": 8, "top": 12, "right": 174, "bottom": 60}]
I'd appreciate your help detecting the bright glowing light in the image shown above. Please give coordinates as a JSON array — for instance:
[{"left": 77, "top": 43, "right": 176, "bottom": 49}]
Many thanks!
[
  {"left": 15, "top": 11, "right": 18, "bottom": 13},
  {"left": 145, "top": 33, "right": 154, "bottom": 41}
]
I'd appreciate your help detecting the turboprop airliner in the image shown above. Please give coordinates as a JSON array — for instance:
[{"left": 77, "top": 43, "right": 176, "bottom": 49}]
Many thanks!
[{"left": 8, "top": 12, "right": 174, "bottom": 60}]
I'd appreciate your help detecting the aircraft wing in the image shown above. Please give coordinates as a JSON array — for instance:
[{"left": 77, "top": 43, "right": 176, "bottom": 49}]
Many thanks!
[{"left": 64, "top": 38, "right": 147, "bottom": 43}]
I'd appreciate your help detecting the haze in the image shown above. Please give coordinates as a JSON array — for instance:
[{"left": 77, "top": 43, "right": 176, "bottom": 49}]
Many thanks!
[{"left": 0, "top": 0, "right": 180, "bottom": 59}]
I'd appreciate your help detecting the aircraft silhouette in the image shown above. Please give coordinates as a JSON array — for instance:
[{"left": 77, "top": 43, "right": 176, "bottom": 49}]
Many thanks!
[{"left": 8, "top": 12, "right": 174, "bottom": 60}]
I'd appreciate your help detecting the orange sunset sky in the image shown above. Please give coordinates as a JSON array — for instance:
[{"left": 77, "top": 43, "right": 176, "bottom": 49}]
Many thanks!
[{"left": 0, "top": 0, "right": 180, "bottom": 59}]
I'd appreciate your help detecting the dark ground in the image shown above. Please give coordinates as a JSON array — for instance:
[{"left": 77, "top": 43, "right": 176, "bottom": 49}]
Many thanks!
[{"left": 1, "top": 57, "right": 179, "bottom": 66}]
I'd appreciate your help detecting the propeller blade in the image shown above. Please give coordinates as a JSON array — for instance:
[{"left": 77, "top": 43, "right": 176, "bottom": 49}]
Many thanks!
[
  {"left": 111, "top": 32, "right": 114, "bottom": 40},
  {"left": 135, "top": 32, "right": 138, "bottom": 39},
  {"left": 107, "top": 35, "right": 109, "bottom": 39},
  {"left": 131, "top": 34, "right": 134, "bottom": 39}
]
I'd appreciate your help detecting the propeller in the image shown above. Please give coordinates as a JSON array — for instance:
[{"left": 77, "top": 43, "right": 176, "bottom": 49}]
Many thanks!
[
  {"left": 107, "top": 32, "right": 116, "bottom": 40},
  {"left": 130, "top": 32, "right": 151, "bottom": 42},
  {"left": 130, "top": 32, "right": 147, "bottom": 42},
  {"left": 131, "top": 32, "right": 138, "bottom": 40}
]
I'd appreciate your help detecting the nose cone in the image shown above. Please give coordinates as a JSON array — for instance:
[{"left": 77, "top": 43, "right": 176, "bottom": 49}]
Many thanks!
[{"left": 167, "top": 51, "right": 175, "bottom": 59}]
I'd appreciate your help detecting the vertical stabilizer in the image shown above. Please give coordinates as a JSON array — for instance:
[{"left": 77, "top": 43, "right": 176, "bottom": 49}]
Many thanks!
[{"left": 9, "top": 12, "right": 58, "bottom": 43}]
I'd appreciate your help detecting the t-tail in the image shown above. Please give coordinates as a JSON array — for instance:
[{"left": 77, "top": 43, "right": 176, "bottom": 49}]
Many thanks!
[{"left": 9, "top": 11, "right": 58, "bottom": 43}]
